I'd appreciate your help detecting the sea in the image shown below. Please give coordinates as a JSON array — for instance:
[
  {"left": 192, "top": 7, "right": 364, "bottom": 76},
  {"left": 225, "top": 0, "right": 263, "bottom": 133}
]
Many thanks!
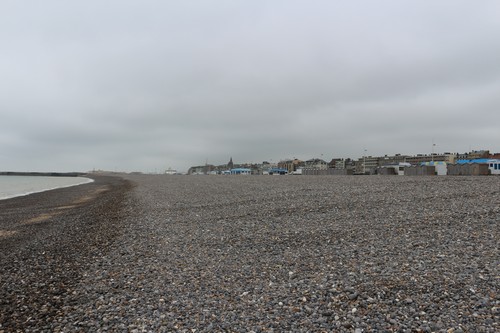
[{"left": 0, "top": 175, "right": 94, "bottom": 201}]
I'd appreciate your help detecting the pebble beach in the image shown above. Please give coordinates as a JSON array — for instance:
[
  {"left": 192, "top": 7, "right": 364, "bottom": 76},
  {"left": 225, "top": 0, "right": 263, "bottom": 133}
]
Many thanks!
[{"left": 1, "top": 174, "right": 498, "bottom": 332}]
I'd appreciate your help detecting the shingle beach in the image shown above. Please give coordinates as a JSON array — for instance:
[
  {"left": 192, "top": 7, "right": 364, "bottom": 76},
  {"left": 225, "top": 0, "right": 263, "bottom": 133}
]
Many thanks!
[{"left": 1, "top": 174, "right": 498, "bottom": 332}]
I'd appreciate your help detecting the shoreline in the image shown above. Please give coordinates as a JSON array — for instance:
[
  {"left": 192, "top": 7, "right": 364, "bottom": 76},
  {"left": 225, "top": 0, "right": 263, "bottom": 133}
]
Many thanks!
[
  {"left": 0, "top": 175, "right": 94, "bottom": 201},
  {"left": 0, "top": 171, "right": 87, "bottom": 177}
]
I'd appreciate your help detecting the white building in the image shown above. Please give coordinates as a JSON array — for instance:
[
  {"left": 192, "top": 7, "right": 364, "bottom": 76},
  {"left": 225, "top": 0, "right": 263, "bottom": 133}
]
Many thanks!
[
  {"left": 304, "top": 158, "right": 328, "bottom": 170},
  {"left": 487, "top": 160, "right": 500, "bottom": 175}
]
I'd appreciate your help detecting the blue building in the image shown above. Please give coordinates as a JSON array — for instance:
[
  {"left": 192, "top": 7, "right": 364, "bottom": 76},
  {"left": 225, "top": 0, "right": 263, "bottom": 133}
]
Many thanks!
[
  {"left": 230, "top": 168, "right": 252, "bottom": 175},
  {"left": 268, "top": 168, "right": 288, "bottom": 175}
]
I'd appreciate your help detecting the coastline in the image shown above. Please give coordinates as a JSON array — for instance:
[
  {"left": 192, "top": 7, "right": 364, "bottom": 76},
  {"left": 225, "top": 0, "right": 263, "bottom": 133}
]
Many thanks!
[
  {"left": 0, "top": 175, "right": 94, "bottom": 201},
  {"left": 0, "top": 171, "right": 87, "bottom": 177}
]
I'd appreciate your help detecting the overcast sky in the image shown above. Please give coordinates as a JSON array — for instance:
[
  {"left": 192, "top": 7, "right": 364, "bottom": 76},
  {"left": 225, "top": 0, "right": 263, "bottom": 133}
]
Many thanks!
[{"left": 1, "top": 1, "right": 499, "bottom": 173}]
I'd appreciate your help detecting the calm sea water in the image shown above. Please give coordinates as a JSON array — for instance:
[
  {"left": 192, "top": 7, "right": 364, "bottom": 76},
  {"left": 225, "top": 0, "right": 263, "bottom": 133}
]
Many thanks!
[{"left": 0, "top": 175, "right": 94, "bottom": 200}]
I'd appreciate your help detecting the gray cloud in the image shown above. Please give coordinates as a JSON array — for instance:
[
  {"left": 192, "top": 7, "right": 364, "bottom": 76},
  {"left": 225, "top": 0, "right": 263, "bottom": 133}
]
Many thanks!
[{"left": 1, "top": 1, "right": 500, "bottom": 172}]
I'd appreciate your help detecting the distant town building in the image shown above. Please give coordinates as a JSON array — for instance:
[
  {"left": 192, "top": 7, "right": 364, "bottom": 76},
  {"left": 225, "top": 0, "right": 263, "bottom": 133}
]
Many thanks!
[
  {"left": 230, "top": 168, "right": 251, "bottom": 175},
  {"left": 378, "top": 154, "right": 409, "bottom": 166},
  {"left": 268, "top": 167, "right": 288, "bottom": 175},
  {"left": 490, "top": 153, "right": 500, "bottom": 159},
  {"left": 328, "top": 158, "right": 345, "bottom": 169},
  {"left": 187, "top": 149, "right": 498, "bottom": 176},
  {"left": 304, "top": 158, "right": 328, "bottom": 170},
  {"left": 457, "top": 150, "right": 489, "bottom": 160},
  {"left": 278, "top": 159, "right": 304, "bottom": 173},
  {"left": 405, "top": 153, "right": 455, "bottom": 165},
  {"left": 355, "top": 156, "right": 378, "bottom": 174}
]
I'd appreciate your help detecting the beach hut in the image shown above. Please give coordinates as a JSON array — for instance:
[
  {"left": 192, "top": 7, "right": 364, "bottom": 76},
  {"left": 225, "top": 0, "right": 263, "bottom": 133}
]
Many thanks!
[
  {"left": 421, "top": 161, "right": 447, "bottom": 176},
  {"left": 378, "top": 162, "right": 411, "bottom": 175},
  {"left": 456, "top": 159, "right": 500, "bottom": 175}
]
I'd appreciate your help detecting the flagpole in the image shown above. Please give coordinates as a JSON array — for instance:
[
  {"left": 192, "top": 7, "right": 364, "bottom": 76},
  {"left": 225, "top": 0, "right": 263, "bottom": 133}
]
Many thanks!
[{"left": 432, "top": 140, "right": 436, "bottom": 162}]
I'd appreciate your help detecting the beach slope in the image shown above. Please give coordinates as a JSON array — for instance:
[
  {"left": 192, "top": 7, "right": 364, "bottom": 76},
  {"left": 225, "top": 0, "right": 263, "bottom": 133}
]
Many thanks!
[{"left": 1, "top": 174, "right": 498, "bottom": 332}]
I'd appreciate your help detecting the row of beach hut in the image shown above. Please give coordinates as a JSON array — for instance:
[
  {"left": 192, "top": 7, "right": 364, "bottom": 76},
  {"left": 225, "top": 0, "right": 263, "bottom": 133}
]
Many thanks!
[{"left": 378, "top": 159, "right": 500, "bottom": 176}]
